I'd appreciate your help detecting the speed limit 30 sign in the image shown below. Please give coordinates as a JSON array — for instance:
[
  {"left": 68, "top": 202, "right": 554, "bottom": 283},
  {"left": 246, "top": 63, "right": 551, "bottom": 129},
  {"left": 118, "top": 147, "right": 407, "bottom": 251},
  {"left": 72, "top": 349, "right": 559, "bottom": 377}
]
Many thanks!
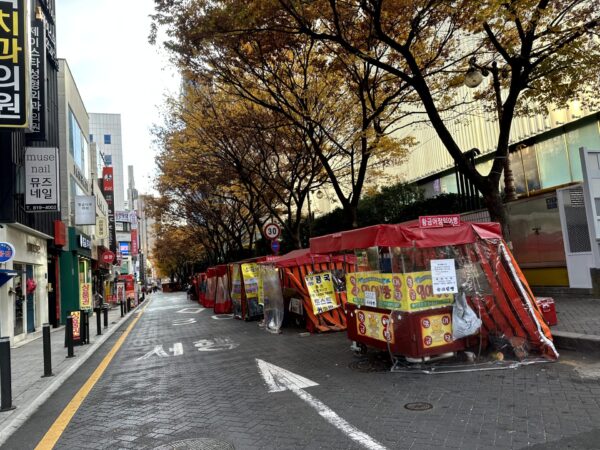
[{"left": 263, "top": 222, "right": 281, "bottom": 240}]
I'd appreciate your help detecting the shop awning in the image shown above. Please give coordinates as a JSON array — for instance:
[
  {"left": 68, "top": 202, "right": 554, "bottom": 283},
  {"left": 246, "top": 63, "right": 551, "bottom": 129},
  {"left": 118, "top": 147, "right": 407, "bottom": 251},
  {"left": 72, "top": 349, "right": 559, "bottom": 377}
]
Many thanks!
[
  {"left": 309, "top": 222, "right": 503, "bottom": 253},
  {"left": 0, "top": 269, "right": 18, "bottom": 288}
]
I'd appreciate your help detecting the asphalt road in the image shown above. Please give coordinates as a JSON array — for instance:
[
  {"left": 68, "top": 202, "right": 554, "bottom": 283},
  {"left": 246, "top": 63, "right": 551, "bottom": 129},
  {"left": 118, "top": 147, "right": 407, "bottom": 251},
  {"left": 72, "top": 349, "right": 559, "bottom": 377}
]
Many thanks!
[{"left": 4, "top": 292, "right": 600, "bottom": 450}]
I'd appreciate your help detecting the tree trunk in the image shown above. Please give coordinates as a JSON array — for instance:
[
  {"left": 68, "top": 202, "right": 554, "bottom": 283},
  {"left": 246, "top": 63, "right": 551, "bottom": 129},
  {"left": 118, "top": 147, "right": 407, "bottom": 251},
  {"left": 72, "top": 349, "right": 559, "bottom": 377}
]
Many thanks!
[
  {"left": 481, "top": 184, "right": 511, "bottom": 241},
  {"left": 346, "top": 204, "right": 359, "bottom": 229}
]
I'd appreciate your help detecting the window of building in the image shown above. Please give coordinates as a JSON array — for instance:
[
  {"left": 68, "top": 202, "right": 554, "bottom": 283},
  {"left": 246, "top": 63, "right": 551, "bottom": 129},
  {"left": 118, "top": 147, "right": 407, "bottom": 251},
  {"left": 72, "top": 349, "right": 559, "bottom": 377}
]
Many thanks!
[
  {"left": 104, "top": 154, "right": 112, "bottom": 165},
  {"left": 89, "top": 134, "right": 94, "bottom": 142},
  {"left": 536, "top": 135, "right": 570, "bottom": 189},
  {"left": 104, "top": 134, "right": 111, "bottom": 145},
  {"left": 565, "top": 122, "right": 600, "bottom": 182},
  {"left": 68, "top": 109, "right": 89, "bottom": 175}
]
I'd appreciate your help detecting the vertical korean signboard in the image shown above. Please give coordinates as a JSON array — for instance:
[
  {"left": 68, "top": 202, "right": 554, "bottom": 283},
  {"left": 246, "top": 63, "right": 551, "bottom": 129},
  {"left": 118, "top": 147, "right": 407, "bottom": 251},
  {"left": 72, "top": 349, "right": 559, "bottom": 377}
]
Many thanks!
[
  {"left": 130, "top": 229, "right": 138, "bottom": 256},
  {"left": 24, "top": 147, "right": 59, "bottom": 211},
  {"left": 29, "top": 15, "right": 46, "bottom": 139},
  {"left": 101, "top": 167, "right": 116, "bottom": 253},
  {"left": 0, "top": 0, "right": 30, "bottom": 128}
]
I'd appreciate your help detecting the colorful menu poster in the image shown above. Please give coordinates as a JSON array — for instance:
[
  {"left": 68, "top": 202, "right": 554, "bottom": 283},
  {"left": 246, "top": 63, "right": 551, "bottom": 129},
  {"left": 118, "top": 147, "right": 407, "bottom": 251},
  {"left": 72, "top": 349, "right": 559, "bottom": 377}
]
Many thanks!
[{"left": 305, "top": 271, "right": 339, "bottom": 315}]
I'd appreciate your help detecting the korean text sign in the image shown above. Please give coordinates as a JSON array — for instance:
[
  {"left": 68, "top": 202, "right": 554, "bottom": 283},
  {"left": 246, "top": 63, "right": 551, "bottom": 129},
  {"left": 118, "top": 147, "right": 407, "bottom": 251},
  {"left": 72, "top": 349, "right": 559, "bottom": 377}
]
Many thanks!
[
  {"left": 25, "top": 147, "right": 59, "bottom": 211},
  {"left": 304, "top": 271, "right": 339, "bottom": 315},
  {"left": 79, "top": 282, "right": 92, "bottom": 310},
  {"left": 74, "top": 195, "right": 96, "bottom": 225},
  {"left": 0, "top": 0, "right": 29, "bottom": 128},
  {"left": 29, "top": 16, "right": 46, "bottom": 139},
  {"left": 241, "top": 263, "right": 261, "bottom": 301}
]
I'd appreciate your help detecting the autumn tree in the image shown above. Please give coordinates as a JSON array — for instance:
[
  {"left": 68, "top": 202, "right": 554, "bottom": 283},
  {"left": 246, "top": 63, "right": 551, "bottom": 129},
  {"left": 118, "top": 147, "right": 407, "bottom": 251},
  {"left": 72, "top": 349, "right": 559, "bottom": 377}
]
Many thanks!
[
  {"left": 274, "top": 0, "right": 600, "bottom": 236},
  {"left": 152, "top": 3, "right": 413, "bottom": 228},
  {"left": 151, "top": 222, "right": 205, "bottom": 282}
]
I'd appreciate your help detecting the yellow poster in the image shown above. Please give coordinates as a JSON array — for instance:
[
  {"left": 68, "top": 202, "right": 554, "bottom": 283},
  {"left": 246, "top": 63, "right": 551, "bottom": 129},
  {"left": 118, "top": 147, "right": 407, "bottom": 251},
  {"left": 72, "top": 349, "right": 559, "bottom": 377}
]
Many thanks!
[
  {"left": 79, "top": 282, "right": 92, "bottom": 310},
  {"left": 346, "top": 271, "right": 453, "bottom": 312},
  {"left": 231, "top": 264, "right": 242, "bottom": 301},
  {"left": 305, "top": 271, "right": 339, "bottom": 315},
  {"left": 355, "top": 310, "right": 394, "bottom": 343},
  {"left": 420, "top": 313, "right": 453, "bottom": 348},
  {"left": 72, "top": 310, "right": 81, "bottom": 340},
  {"left": 402, "top": 272, "right": 453, "bottom": 312},
  {"left": 241, "top": 263, "right": 261, "bottom": 301}
]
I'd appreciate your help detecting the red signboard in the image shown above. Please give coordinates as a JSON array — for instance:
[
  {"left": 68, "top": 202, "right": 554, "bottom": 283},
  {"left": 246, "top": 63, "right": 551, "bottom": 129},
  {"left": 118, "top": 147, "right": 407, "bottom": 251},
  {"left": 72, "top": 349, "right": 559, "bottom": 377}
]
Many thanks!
[
  {"left": 54, "top": 220, "right": 67, "bottom": 247},
  {"left": 419, "top": 215, "right": 461, "bottom": 229},
  {"left": 102, "top": 167, "right": 114, "bottom": 192},
  {"left": 101, "top": 251, "right": 115, "bottom": 264},
  {"left": 131, "top": 229, "right": 138, "bottom": 256}
]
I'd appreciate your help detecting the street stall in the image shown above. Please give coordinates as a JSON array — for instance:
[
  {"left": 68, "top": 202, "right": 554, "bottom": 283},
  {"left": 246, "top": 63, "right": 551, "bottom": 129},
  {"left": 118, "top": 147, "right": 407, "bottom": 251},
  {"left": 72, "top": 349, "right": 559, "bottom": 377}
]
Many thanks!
[
  {"left": 265, "top": 249, "right": 353, "bottom": 333},
  {"left": 196, "top": 272, "right": 207, "bottom": 305},
  {"left": 309, "top": 220, "right": 558, "bottom": 369},
  {"left": 203, "top": 268, "right": 217, "bottom": 308},
  {"left": 230, "top": 257, "right": 272, "bottom": 321},
  {"left": 214, "top": 264, "right": 232, "bottom": 314}
]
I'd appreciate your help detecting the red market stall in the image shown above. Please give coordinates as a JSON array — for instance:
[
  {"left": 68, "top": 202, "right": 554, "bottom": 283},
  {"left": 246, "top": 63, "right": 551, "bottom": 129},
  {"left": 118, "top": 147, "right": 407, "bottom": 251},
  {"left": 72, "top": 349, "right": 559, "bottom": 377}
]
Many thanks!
[
  {"left": 196, "top": 272, "right": 207, "bottom": 305},
  {"left": 230, "top": 256, "right": 276, "bottom": 321},
  {"left": 214, "top": 264, "right": 232, "bottom": 314},
  {"left": 310, "top": 221, "right": 558, "bottom": 362},
  {"left": 203, "top": 268, "right": 217, "bottom": 308},
  {"left": 265, "top": 249, "right": 354, "bottom": 333}
]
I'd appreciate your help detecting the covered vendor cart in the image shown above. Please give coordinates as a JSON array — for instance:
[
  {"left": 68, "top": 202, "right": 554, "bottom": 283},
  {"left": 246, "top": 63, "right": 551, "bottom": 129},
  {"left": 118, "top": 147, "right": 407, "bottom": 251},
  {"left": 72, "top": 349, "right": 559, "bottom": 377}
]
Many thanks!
[
  {"left": 309, "top": 220, "right": 558, "bottom": 362},
  {"left": 196, "top": 272, "right": 207, "bottom": 305},
  {"left": 203, "top": 268, "right": 217, "bottom": 308},
  {"left": 214, "top": 265, "right": 232, "bottom": 314},
  {"left": 266, "top": 249, "right": 353, "bottom": 333},
  {"left": 230, "top": 257, "right": 274, "bottom": 321}
]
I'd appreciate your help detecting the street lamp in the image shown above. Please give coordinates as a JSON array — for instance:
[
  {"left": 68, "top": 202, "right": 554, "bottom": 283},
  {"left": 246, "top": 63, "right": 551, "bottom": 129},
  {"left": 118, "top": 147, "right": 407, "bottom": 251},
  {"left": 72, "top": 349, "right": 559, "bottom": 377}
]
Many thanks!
[{"left": 464, "top": 57, "right": 517, "bottom": 201}]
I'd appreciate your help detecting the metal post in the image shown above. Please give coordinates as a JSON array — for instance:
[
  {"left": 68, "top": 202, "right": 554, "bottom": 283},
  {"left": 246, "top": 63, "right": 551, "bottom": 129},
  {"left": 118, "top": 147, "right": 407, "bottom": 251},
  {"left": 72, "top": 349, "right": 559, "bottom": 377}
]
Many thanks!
[
  {"left": 95, "top": 308, "right": 101, "bottom": 335},
  {"left": 0, "top": 337, "right": 15, "bottom": 411},
  {"left": 103, "top": 306, "right": 108, "bottom": 328},
  {"left": 42, "top": 324, "right": 53, "bottom": 378},
  {"left": 127, "top": 299, "right": 131, "bottom": 313},
  {"left": 66, "top": 316, "right": 74, "bottom": 358},
  {"left": 120, "top": 300, "right": 124, "bottom": 317},
  {"left": 83, "top": 311, "right": 90, "bottom": 345}
]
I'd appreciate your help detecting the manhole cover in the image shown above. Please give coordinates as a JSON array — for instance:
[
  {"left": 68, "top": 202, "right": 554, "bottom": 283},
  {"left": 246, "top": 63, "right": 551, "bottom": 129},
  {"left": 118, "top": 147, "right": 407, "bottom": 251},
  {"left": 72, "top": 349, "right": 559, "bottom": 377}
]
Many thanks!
[
  {"left": 348, "top": 356, "right": 391, "bottom": 372},
  {"left": 404, "top": 402, "right": 433, "bottom": 411},
  {"left": 154, "top": 438, "right": 234, "bottom": 450}
]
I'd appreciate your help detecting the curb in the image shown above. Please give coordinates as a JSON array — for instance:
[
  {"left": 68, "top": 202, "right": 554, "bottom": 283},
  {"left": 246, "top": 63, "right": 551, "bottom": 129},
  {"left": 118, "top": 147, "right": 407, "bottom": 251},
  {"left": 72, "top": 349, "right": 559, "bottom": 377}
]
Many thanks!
[
  {"left": 552, "top": 330, "right": 600, "bottom": 354},
  {"left": 0, "top": 299, "right": 150, "bottom": 447}
]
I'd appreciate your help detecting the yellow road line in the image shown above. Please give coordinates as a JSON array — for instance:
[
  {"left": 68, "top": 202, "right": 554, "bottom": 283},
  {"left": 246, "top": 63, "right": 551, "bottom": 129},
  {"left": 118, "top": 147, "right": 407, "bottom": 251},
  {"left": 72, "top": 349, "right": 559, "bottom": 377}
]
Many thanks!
[{"left": 35, "top": 303, "right": 149, "bottom": 450}]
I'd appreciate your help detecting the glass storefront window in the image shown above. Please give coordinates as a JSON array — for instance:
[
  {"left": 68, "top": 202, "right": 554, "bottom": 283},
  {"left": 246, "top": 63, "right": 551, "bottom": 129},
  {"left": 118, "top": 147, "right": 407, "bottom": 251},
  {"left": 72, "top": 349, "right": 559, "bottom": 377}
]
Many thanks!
[
  {"left": 509, "top": 151, "right": 527, "bottom": 194},
  {"left": 566, "top": 122, "right": 600, "bottom": 182},
  {"left": 13, "top": 264, "right": 24, "bottom": 336},
  {"left": 522, "top": 145, "right": 541, "bottom": 193},
  {"left": 69, "top": 109, "right": 89, "bottom": 176},
  {"left": 536, "top": 135, "right": 570, "bottom": 189}
]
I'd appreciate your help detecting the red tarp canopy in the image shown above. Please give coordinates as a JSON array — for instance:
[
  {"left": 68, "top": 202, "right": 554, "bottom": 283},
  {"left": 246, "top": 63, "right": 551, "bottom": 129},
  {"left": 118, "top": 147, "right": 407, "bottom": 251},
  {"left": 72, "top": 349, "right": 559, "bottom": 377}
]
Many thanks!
[
  {"left": 265, "top": 248, "right": 355, "bottom": 268},
  {"left": 309, "top": 222, "right": 502, "bottom": 253},
  {"left": 206, "top": 268, "right": 217, "bottom": 278},
  {"left": 215, "top": 264, "right": 228, "bottom": 276}
]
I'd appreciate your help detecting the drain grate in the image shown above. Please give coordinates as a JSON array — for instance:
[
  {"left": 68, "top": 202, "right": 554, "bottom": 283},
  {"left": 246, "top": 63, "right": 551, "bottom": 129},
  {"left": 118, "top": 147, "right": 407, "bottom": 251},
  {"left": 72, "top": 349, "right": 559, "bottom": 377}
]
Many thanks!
[
  {"left": 348, "top": 355, "right": 392, "bottom": 373},
  {"left": 404, "top": 402, "right": 433, "bottom": 411},
  {"left": 154, "top": 438, "right": 235, "bottom": 450}
]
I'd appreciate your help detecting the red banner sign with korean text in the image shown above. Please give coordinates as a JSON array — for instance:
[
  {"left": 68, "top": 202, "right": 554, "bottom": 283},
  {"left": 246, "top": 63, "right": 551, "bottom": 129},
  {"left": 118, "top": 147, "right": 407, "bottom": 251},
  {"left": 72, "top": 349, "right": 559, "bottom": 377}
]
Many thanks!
[{"left": 419, "top": 215, "right": 461, "bottom": 228}]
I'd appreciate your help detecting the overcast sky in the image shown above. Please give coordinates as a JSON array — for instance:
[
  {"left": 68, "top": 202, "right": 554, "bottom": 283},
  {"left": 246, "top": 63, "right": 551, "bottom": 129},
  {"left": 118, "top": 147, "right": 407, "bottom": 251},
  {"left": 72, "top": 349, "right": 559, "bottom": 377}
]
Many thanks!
[{"left": 56, "top": 0, "right": 180, "bottom": 194}]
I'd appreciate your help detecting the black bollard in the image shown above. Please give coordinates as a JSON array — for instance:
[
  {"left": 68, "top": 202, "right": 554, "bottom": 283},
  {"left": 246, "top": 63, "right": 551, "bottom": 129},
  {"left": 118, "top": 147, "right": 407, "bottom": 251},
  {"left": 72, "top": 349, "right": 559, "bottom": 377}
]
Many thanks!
[
  {"left": 103, "top": 306, "right": 108, "bottom": 328},
  {"left": 84, "top": 311, "right": 90, "bottom": 344},
  {"left": 95, "top": 308, "right": 102, "bottom": 336},
  {"left": 120, "top": 300, "right": 124, "bottom": 317},
  {"left": 0, "top": 337, "right": 15, "bottom": 411},
  {"left": 66, "top": 316, "right": 74, "bottom": 358},
  {"left": 42, "top": 324, "right": 53, "bottom": 378},
  {"left": 126, "top": 299, "right": 131, "bottom": 313}
]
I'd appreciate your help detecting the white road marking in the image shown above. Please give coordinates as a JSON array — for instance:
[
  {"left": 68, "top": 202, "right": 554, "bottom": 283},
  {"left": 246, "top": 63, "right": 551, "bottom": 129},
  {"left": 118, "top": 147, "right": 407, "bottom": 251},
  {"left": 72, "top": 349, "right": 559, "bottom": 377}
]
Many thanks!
[
  {"left": 169, "top": 342, "right": 184, "bottom": 356},
  {"left": 211, "top": 314, "right": 234, "bottom": 320},
  {"left": 256, "top": 359, "right": 387, "bottom": 450},
  {"left": 172, "top": 318, "right": 197, "bottom": 326},
  {"left": 137, "top": 345, "right": 169, "bottom": 360},
  {"left": 194, "top": 337, "right": 238, "bottom": 352},
  {"left": 177, "top": 307, "right": 205, "bottom": 314}
]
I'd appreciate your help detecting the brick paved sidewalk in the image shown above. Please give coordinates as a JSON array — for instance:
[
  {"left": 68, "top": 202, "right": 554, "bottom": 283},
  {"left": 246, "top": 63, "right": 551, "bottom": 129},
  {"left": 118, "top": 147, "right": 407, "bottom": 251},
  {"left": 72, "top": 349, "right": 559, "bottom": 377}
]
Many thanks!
[
  {"left": 552, "top": 298, "right": 600, "bottom": 336},
  {"left": 0, "top": 301, "right": 142, "bottom": 438}
]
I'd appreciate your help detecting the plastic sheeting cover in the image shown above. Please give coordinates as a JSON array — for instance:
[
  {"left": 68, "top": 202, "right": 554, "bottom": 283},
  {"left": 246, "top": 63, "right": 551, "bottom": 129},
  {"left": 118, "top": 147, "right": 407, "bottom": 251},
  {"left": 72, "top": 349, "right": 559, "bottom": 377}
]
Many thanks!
[{"left": 260, "top": 265, "right": 284, "bottom": 333}]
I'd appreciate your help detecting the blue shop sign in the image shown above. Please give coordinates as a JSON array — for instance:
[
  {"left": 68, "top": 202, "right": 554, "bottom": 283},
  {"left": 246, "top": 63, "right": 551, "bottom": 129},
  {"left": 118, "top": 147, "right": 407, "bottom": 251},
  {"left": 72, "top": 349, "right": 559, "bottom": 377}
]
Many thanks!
[
  {"left": 119, "top": 242, "right": 130, "bottom": 256},
  {"left": 0, "top": 243, "right": 15, "bottom": 263}
]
